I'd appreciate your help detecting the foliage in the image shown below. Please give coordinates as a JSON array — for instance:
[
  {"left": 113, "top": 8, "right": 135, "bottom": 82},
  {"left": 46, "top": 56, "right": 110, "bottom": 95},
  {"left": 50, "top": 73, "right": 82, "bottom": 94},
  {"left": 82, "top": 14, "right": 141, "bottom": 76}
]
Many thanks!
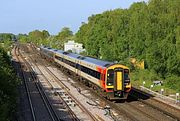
[
  {"left": 131, "top": 69, "right": 160, "bottom": 85},
  {"left": 28, "top": 30, "right": 50, "bottom": 45},
  {"left": 17, "top": 34, "right": 29, "bottom": 43},
  {"left": 18, "top": 27, "right": 74, "bottom": 50},
  {"left": 0, "top": 47, "right": 19, "bottom": 121},
  {"left": 55, "top": 27, "right": 73, "bottom": 49},
  {"left": 76, "top": 0, "right": 180, "bottom": 91},
  {"left": 0, "top": 40, "right": 13, "bottom": 52},
  {"left": 0, "top": 33, "right": 15, "bottom": 51},
  {"left": 0, "top": 33, "right": 16, "bottom": 42},
  {"left": 165, "top": 75, "right": 180, "bottom": 92}
]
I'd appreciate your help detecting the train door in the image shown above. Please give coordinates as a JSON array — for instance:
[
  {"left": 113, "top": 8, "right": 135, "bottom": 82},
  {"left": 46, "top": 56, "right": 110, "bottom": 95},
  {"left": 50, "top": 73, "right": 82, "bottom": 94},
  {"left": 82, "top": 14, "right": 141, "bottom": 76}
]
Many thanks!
[
  {"left": 106, "top": 69, "right": 114, "bottom": 88},
  {"left": 76, "top": 60, "right": 81, "bottom": 76},
  {"left": 114, "top": 68, "right": 124, "bottom": 92}
]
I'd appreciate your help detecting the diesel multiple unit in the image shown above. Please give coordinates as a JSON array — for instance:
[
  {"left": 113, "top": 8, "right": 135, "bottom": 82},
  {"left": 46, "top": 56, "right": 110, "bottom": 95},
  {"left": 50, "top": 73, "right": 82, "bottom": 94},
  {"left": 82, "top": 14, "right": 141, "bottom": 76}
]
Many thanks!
[{"left": 40, "top": 46, "right": 131, "bottom": 100}]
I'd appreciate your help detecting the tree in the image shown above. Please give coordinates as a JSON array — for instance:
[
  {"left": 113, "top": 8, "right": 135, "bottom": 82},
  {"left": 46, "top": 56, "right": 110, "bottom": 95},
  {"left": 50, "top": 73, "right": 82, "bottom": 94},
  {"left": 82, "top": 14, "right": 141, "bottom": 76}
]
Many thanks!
[
  {"left": 17, "top": 34, "right": 29, "bottom": 43},
  {"left": 55, "top": 27, "right": 73, "bottom": 49},
  {"left": 0, "top": 47, "right": 19, "bottom": 121},
  {"left": 0, "top": 33, "right": 15, "bottom": 42},
  {"left": 42, "top": 30, "right": 50, "bottom": 39},
  {"left": 28, "top": 30, "right": 50, "bottom": 45}
]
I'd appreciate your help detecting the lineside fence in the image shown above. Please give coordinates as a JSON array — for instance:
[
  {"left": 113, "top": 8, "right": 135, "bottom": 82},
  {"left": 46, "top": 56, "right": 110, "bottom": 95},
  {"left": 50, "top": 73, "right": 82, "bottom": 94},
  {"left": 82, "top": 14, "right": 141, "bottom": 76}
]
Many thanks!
[{"left": 139, "top": 86, "right": 180, "bottom": 109}]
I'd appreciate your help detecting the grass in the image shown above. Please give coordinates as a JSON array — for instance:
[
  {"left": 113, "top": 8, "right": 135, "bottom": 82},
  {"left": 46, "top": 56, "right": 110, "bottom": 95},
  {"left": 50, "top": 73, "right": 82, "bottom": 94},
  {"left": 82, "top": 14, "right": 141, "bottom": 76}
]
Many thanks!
[{"left": 130, "top": 70, "right": 178, "bottom": 98}]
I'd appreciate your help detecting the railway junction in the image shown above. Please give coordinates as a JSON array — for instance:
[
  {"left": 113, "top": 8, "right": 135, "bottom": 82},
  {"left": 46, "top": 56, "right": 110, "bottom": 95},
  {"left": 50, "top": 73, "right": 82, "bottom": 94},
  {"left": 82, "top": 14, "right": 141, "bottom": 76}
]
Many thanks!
[{"left": 12, "top": 43, "right": 180, "bottom": 121}]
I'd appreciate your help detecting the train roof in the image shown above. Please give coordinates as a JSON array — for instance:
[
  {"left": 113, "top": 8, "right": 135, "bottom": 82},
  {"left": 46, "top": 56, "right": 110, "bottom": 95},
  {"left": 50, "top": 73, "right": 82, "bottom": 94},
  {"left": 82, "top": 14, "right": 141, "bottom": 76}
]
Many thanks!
[
  {"left": 56, "top": 50, "right": 78, "bottom": 58},
  {"left": 41, "top": 46, "right": 114, "bottom": 68},
  {"left": 40, "top": 46, "right": 56, "bottom": 52},
  {"left": 82, "top": 56, "right": 113, "bottom": 67},
  {"left": 55, "top": 49, "right": 113, "bottom": 67},
  {"left": 55, "top": 49, "right": 64, "bottom": 53}
]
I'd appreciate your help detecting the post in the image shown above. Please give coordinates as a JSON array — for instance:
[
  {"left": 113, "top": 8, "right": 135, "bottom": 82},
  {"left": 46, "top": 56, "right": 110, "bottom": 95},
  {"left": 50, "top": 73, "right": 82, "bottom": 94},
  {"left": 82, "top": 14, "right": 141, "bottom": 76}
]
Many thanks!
[
  {"left": 143, "top": 81, "right": 145, "bottom": 87},
  {"left": 150, "top": 85, "right": 153, "bottom": 94},
  {"left": 161, "top": 88, "right": 164, "bottom": 95},
  {"left": 142, "top": 81, "right": 146, "bottom": 90},
  {"left": 150, "top": 85, "right": 153, "bottom": 90},
  {"left": 176, "top": 93, "right": 179, "bottom": 103}
]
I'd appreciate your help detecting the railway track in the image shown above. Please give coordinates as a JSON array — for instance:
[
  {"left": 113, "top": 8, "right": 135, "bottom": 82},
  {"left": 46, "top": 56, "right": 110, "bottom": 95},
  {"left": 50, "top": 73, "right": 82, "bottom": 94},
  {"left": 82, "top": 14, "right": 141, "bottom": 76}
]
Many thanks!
[
  {"left": 29, "top": 57, "right": 80, "bottom": 121},
  {"left": 130, "top": 88, "right": 180, "bottom": 120},
  {"left": 14, "top": 45, "right": 61, "bottom": 121},
  {"left": 77, "top": 78, "right": 180, "bottom": 121},
  {"left": 19, "top": 44, "right": 99, "bottom": 121},
  {"left": 76, "top": 82, "right": 179, "bottom": 121},
  {"left": 28, "top": 52, "right": 98, "bottom": 121},
  {"left": 14, "top": 46, "right": 36, "bottom": 121},
  {"left": 58, "top": 69, "right": 180, "bottom": 121},
  {"left": 46, "top": 66, "right": 98, "bottom": 121},
  {"left": 51, "top": 65, "right": 179, "bottom": 120}
]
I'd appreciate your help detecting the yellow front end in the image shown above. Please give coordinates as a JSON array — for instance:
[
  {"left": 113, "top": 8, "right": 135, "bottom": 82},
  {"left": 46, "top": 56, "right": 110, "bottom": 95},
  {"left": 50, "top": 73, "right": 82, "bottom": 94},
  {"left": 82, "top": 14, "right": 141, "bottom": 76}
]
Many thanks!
[{"left": 105, "top": 64, "right": 131, "bottom": 99}]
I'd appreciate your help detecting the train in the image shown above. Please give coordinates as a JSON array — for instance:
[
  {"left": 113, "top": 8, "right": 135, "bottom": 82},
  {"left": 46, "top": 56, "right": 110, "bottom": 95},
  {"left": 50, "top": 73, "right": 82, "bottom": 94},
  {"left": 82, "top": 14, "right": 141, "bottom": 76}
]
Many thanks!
[{"left": 40, "top": 46, "right": 131, "bottom": 100}]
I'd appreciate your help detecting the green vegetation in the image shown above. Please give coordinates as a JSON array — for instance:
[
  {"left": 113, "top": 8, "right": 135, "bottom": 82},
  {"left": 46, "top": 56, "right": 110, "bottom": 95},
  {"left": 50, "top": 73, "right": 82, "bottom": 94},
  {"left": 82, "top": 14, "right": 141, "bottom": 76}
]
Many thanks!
[
  {"left": 18, "top": 27, "right": 74, "bottom": 50},
  {"left": 0, "top": 41, "right": 19, "bottom": 120},
  {"left": 75, "top": 0, "right": 180, "bottom": 92},
  {"left": 0, "top": 33, "right": 15, "bottom": 51},
  {"left": 54, "top": 27, "right": 74, "bottom": 49},
  {"left": 0, "top": 33, "right": 16, "bottom": 42},
  {"left": 130, "top": 69, "right": 177, "bottom": 95}
]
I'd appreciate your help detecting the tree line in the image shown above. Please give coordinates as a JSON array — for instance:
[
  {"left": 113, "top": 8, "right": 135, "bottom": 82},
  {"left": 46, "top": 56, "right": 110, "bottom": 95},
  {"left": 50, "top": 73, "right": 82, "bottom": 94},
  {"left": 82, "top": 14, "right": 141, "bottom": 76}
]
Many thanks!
[
  {"left": 0, "top": 33, "right": 16, "bottom": 42},
  {"left": 18, "top": 27, "right": 73, "bottom": 50}
]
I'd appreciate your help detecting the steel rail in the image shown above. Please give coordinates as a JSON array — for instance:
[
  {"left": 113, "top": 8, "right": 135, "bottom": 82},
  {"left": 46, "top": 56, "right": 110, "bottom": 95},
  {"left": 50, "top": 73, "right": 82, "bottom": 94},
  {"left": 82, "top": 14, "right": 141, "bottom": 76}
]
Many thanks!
[
  {"left": 131, "top": 87, "right": 180, "bottom": 121},
  {"left": 28, "top": 55, "right": 78, "bottom": 121},
  {"left": 17, "top": 45, "right": 61, "bottom": 121},
  {"left": 45, "top": 67, "right": 98, "bottom": 121},
  {"left": 26, "top": 45, "right": 98, "bottom": 121},
  {"left": 29, "top": 55, "right": 87, "bottom": 121},
  {"left": 14, "top": 46, "right": 37, "bottom": 121},
  {"left": 125, "top": 101, "right": 159, "bottom": 121}
]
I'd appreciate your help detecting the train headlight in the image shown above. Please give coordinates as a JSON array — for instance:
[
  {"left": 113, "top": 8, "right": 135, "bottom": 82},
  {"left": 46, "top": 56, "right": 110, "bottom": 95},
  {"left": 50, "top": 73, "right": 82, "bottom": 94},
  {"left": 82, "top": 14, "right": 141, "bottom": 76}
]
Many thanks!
[
  {"left": 124, "top": 79, "right": 130, "bottom": 83},
  {"left": 107, "top": 83, "right": 112, "bottom": 86}
]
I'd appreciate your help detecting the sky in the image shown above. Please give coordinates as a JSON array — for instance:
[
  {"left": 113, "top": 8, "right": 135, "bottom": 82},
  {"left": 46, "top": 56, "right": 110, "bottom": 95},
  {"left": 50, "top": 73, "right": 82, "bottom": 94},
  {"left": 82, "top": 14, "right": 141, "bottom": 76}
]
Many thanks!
[{"left": 0, "top": 0, "right": 147, "bottom": 35}]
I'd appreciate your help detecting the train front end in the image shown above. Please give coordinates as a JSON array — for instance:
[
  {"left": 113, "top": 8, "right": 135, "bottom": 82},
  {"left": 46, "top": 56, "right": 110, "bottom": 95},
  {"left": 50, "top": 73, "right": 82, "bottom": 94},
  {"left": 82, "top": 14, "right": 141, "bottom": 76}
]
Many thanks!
[{"left": 105, "top": 64, "right": 131, "bottom": 100}]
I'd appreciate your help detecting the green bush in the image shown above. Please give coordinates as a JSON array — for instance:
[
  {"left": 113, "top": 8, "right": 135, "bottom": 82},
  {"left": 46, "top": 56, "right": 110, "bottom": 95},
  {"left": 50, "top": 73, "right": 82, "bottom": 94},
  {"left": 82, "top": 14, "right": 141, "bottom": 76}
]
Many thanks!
[
  {"left": 0, "top": 47, "right": 19, "bottom": 121},
  {"left": 131, "top": 69, "right": 160, "bottom": 87},
  {"left": 165, "top": 75, "right": 180, "bottom": 92}
]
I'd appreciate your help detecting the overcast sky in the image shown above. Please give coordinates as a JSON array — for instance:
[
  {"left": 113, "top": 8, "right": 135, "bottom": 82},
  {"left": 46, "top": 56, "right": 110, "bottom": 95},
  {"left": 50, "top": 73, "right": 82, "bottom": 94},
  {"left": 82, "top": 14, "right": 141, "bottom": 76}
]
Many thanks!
[{"left": 0, "top": 0, "right": 147, "bottom": 35}]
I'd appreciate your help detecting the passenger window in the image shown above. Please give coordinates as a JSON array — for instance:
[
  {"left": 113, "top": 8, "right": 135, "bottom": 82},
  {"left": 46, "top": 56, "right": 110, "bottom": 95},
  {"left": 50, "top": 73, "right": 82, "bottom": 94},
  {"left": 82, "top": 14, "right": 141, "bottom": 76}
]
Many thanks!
[{"left": 107, "top": 69, "right": 114, "bottom": 86}]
